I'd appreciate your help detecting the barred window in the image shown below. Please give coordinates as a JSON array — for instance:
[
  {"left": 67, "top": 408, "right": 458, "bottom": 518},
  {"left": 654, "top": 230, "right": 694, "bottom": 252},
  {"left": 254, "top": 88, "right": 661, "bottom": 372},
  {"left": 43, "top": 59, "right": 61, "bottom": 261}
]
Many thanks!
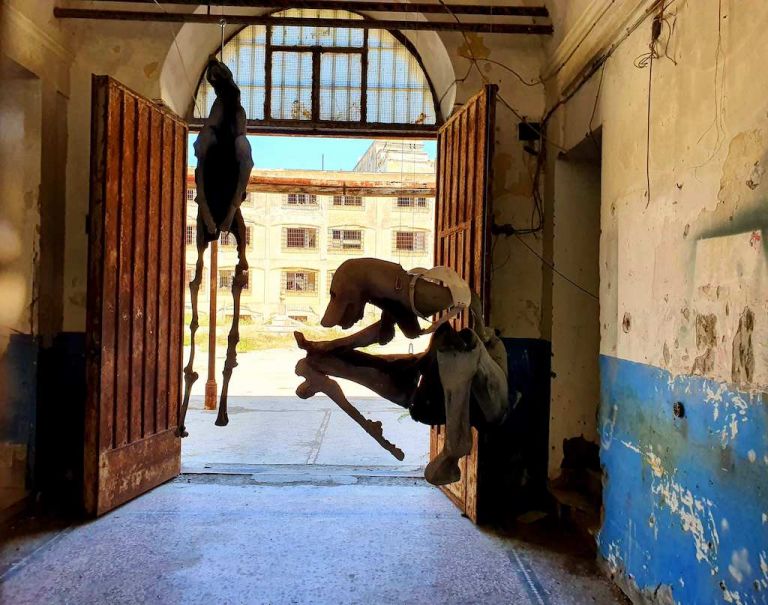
[
  {"left": 332, "top": 194, "right": 363, "bottom": 207},
  {"left": 329, "top": 228, "right": 363, "bottom": 251},
  {"left": 286, "top": 193, "right": 318, "bottom": 206},
  {"left": 284, "top": 227, "right": 317, "bottom": 249},
  {"left": 193, "top": 9, "right": 438, "bottom": 129},
  {"left": 394, "top": 231, "right": 426, "bottom": 252},
  {"left": 220, "top": 226, "right": 253, "bottom": 247},
  {"left": 187, "top": 188, "right": 196, "bottom": 202},
  {"left": 185, "top": 225, "right": 196, "bottom": 245},
  {"left": 283, "top": 270, "right": 317, "bottom": 293},
  {"left": 396, "top": 196, "right": 428, "bottom": 208},
  {"left": 186, "top": 266, "right": 205, "bottom": 289},
  {"left": 219, "top": 269, "right": 249, "bottom": 290}
]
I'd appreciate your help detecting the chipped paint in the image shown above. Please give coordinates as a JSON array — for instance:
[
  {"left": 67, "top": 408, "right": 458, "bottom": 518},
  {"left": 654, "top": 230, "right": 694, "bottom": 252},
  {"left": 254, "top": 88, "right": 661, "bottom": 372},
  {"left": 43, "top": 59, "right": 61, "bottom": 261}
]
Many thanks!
[
  {"left": 652, "top": 478, "right": 719, "bottom": 568},
  {"left": 598, "top": 356, "right": 767, "bottom": 604}
]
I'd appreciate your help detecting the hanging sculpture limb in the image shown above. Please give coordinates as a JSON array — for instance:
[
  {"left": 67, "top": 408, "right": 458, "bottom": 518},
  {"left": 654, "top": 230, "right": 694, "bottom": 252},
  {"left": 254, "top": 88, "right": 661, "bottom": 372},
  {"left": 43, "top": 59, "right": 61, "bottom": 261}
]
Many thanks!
[
  {"left": 216, "top": 209, "right": 249, "bottom": 426},
  {"left": 177, "top": 55, "right": 254, "bottom": 436},
  {"left": 294, "top": 357, "right": 405, "bottom": 461},
  {"left": 293, "top": 258, "right": 509, "bottom": 485},
  {"left": 177, "top": 223, "right": 208, "bottom": 437}
]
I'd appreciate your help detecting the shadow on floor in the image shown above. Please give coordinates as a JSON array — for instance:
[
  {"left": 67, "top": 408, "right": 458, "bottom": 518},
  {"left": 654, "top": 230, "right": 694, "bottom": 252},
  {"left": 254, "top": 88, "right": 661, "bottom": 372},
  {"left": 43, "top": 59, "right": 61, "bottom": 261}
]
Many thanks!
[{"left": 1, "top": 468, "right": 628, "bottom": 605}]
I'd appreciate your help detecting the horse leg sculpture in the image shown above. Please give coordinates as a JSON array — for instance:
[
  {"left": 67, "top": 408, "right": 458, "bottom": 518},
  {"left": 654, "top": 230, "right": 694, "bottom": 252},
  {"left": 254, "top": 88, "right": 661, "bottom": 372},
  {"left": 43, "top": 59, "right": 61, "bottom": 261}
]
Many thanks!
[
  {"left": 216, "top": 209, "right": 248, "bottom": 426},
  {"left": 177, "top": 221, "right": 209, "bottom": 437}
]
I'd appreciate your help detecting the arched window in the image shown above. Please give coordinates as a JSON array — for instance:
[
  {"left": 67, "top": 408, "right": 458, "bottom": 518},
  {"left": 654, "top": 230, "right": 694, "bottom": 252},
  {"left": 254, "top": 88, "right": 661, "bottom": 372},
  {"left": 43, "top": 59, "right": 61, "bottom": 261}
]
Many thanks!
[{"left": 192, "top": 9, "right": 439, "bottom": 134}]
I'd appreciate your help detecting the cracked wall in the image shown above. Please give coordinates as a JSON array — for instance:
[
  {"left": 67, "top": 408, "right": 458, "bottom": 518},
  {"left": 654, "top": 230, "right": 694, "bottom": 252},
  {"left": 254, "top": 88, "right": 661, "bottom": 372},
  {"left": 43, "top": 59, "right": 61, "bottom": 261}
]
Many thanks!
[{"left": 545, "top": 0, "right": 768, "bottom": 602}]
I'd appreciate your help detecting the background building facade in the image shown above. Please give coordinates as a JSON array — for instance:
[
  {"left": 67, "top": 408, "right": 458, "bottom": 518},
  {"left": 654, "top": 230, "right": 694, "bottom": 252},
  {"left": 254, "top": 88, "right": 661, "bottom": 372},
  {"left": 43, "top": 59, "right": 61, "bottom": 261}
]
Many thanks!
[{"left": 186, "top": 142, "right": 436, "bottom": 325}]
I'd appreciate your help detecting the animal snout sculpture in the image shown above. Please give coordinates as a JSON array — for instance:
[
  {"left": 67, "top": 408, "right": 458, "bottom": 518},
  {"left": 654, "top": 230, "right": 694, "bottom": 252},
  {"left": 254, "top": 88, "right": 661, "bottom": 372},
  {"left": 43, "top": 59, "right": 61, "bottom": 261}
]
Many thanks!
[{"left": 294, "top": 258, "right": 509, "bottom": 486}]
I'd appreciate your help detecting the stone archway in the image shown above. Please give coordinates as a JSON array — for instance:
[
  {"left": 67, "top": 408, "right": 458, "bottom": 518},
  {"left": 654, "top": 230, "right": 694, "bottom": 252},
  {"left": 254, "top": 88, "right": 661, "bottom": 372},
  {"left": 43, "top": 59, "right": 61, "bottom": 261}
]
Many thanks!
[{"left": 158, "top": 7, "right": 457, "bottom": 123}]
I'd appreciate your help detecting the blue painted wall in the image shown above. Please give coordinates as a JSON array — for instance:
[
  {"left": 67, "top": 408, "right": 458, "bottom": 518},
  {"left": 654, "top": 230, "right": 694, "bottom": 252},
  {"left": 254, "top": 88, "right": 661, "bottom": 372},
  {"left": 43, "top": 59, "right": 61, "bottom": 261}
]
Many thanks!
[{"left": 599, "top": 355, "right": 768, "bottom": 604}]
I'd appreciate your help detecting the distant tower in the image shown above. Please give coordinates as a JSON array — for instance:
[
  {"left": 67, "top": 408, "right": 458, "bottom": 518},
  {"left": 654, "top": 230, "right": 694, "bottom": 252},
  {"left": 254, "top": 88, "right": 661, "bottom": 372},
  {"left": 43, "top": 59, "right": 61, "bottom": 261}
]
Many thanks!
[{"left": 353, "top": 140, "right": 435, "bottom": 174}]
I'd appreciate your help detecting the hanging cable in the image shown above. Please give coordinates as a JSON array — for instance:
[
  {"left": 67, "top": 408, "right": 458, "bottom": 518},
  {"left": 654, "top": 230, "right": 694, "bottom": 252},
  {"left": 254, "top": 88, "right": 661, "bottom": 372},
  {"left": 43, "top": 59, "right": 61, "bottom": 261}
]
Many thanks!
[
  {"left": 219, "top": 17, "right": 227, "bottom": 62},
  {"left": 149, "top": 0, "right": 203, "bottom": 116}
]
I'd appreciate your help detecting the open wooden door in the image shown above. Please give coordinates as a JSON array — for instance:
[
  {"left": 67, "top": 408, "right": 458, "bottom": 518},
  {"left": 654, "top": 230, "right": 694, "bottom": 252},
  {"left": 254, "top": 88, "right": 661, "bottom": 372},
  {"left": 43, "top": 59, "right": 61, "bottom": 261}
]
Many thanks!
[
  {"left": 430, "top": 84, "right": 497, "bottom": 523},
  {"left": 85, "top": 76, "right": 187, "bottom": 516}
]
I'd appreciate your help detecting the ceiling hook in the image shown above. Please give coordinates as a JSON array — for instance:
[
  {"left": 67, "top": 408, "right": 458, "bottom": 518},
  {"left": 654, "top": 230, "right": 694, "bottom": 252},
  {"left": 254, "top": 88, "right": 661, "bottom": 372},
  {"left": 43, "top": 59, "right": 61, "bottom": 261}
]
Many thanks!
[{"left": 219, "top": 17, "right": 227, "bottom": 62}]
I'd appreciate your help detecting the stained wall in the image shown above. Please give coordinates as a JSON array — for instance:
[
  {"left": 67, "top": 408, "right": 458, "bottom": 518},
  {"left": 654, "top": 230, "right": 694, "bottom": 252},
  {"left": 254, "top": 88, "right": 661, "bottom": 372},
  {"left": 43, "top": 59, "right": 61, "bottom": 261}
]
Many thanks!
[
  {"left": 543, "top": 1, "right": 768, "bottom": 602},
  {"left": 0, "top": 0, "right": 72, "bottom": 517}
]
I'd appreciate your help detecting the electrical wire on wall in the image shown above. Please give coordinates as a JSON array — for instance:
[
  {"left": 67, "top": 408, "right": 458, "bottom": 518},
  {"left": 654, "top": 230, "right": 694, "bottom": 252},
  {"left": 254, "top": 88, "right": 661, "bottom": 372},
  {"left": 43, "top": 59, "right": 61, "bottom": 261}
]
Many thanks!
[
  {"left": 633, "top": 4, "right": 677, "bottom": 207},
  {"left": 693, "top": 0, "right": 727, "bottom": 171},
  {"left": 149, "top": 0, "right": 206, "bottom": 116},
  {"left": 436, "top": 0, "right": 680, "bottom": 299}
]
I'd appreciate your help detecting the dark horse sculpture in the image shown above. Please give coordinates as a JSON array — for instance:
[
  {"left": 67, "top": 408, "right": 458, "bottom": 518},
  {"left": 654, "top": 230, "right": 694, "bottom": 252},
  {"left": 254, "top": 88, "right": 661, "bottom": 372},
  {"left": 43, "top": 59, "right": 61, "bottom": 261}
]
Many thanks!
[{"left": 178, "top": 56, "right": 254, "bottom": 437}]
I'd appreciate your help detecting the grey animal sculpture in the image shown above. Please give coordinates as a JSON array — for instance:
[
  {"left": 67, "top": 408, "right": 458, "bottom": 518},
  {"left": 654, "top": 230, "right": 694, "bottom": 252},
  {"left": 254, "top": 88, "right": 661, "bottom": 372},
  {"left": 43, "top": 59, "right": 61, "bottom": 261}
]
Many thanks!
[
  {"left": 294, "top": 258, "right": 509, "bottom": 486},
  {"left": 178, "top": 56, "right": 254, "bottom": 437}
]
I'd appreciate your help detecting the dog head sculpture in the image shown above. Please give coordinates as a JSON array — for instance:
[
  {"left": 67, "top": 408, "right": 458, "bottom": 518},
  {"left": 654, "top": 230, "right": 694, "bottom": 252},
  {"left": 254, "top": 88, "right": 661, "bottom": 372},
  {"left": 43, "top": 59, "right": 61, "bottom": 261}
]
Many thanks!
[{"left": 322, "top": 260, "right": 368, "bottom": 329}]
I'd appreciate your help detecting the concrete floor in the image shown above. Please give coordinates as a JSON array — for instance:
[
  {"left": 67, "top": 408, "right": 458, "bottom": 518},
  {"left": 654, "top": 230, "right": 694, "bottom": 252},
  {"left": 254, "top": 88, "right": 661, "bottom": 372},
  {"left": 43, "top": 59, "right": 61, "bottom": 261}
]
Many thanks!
[
  {"left": 1, "top": 472, "right": 627, "bottom": 605},
  {"left": 183, "top": 395, "right": 429, "bottom": 470}
]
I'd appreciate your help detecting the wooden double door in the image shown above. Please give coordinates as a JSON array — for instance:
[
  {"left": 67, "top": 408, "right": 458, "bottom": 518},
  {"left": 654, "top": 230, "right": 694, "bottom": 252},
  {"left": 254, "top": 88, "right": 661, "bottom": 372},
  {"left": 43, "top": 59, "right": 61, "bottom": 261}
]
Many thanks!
[{"left": 84, "top": 77, "right": 496, "bottom": 519}]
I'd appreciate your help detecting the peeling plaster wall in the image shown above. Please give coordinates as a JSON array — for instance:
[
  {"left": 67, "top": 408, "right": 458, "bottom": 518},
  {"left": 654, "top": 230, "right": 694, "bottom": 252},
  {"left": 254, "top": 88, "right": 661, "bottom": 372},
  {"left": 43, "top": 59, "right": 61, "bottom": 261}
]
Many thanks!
[
  {"left": 544, "top": 0, "right": 768, "bottom": 602},
  {"left": 0, "top": 0, "right": 74, "bottom": 517}
]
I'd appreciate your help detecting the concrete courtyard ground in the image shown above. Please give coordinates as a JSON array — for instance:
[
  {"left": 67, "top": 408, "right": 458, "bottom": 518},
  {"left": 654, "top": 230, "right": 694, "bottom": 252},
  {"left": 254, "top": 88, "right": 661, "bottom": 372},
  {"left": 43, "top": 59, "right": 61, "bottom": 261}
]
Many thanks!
[{"left": 182, "top": 344, "right": 430, "bottom": 470}]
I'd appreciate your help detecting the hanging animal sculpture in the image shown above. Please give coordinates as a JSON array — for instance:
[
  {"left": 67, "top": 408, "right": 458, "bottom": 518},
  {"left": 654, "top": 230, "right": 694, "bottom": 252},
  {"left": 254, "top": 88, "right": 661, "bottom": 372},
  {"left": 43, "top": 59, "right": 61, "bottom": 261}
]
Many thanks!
[
  {"left": 294, "top": 258, "right": 509, "bottom": 486},
  {"left": 178, "top": 56, "right": 254, "bottom": 437}
]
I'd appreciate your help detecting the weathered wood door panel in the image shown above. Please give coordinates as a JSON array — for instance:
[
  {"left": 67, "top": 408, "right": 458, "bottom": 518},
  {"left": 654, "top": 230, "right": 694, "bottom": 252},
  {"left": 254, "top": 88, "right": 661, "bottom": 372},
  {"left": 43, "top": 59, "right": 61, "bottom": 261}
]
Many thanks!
[
  {"left": 85, "top": 76, "right": 187, "bottom": 516},
  {"left": 430, "top": 85, "right": 496, "bottom": 523}
]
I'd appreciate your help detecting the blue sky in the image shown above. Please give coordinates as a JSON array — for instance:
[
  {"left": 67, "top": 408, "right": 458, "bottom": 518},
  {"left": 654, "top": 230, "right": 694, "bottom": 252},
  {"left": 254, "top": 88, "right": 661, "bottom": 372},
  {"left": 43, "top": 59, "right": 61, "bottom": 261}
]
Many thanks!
[{"left": 188, "top": 135, "right": 436, "bottom": 171}]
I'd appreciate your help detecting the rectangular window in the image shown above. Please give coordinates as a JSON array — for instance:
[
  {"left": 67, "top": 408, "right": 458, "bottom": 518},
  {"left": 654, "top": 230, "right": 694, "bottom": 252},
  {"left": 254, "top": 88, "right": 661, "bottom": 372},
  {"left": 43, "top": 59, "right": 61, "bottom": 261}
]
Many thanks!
[
  {"left": 284, "top": 227, "right": 317, "bottom": 249},
  {"left": 187, "top": 188, "right": 196, "bottom": 202},
  {"left": 394, "top": 231, "right": 426, "bottom": 252},
  {"left": 332, "top": 194, "right": 363, "bottom": 207},
  {"left": 329, "top": 228, "right": 362, "bottom": 251},
  {"left": 220, "top": 226, "right": 252, "bottom": 247},
  {"left": 271, "top": 51, "right": 313, "bottom": 121},
  {"left": 283, "top": 271, "right": 317, "bottom": 294},
  {"left": 396, "top": 196, "right": 429, "bottom": 209},
  {"left": 286, "top": 193, "right": 318, "bottom": 206},
  {"left": 219, "top": 269, "right": 249, "bottom": 291},
  {"left": 185, "top": 225, "right": 196, "bottom": 245},
  {"left": 185, "top": 266, "right": 204, "bottom": 289}
]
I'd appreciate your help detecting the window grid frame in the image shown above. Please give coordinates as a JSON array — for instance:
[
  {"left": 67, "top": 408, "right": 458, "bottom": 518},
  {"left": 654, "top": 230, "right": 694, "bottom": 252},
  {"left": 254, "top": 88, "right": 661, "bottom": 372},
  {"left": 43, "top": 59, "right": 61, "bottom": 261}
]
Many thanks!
[
  {"left": 282, "top": 270, "right": 318, "bottom": 295},
  {"left": 332, "top": 194, "right": 364, "bottom": 208},
  {"left": 285, "top": 192, "right": 319, "bottom": 207},
  {"left": 395, "top": 196, "right": 430, "bottom": 210},
  {"left": 283, "top": 226, "right": 319, "bottom": 251},
  {"left": 192, "top": 10, "right": 441, "bottom": 131},
  {"left": 328, "top": 227, "right": 363, "bottom": 252},
  {"left": 393, "top": 230, "right": 427, "bottom": 254},
  {"left": 218, "top": 268, "right": 250, "bottom": 292},
  {"left": 220, "top": 226, "right": 253, "bottom": 247}
]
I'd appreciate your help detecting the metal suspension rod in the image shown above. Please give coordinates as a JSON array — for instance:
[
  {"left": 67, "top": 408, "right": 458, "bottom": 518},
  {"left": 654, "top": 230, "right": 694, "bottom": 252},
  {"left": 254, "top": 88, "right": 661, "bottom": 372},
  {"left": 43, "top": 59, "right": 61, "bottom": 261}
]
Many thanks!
[
  {"left": 54, "top": 8, "right": 554, "bottom": 34},
  {"left": 82, "top": 0, "right": 550, "bottom": 17}
]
